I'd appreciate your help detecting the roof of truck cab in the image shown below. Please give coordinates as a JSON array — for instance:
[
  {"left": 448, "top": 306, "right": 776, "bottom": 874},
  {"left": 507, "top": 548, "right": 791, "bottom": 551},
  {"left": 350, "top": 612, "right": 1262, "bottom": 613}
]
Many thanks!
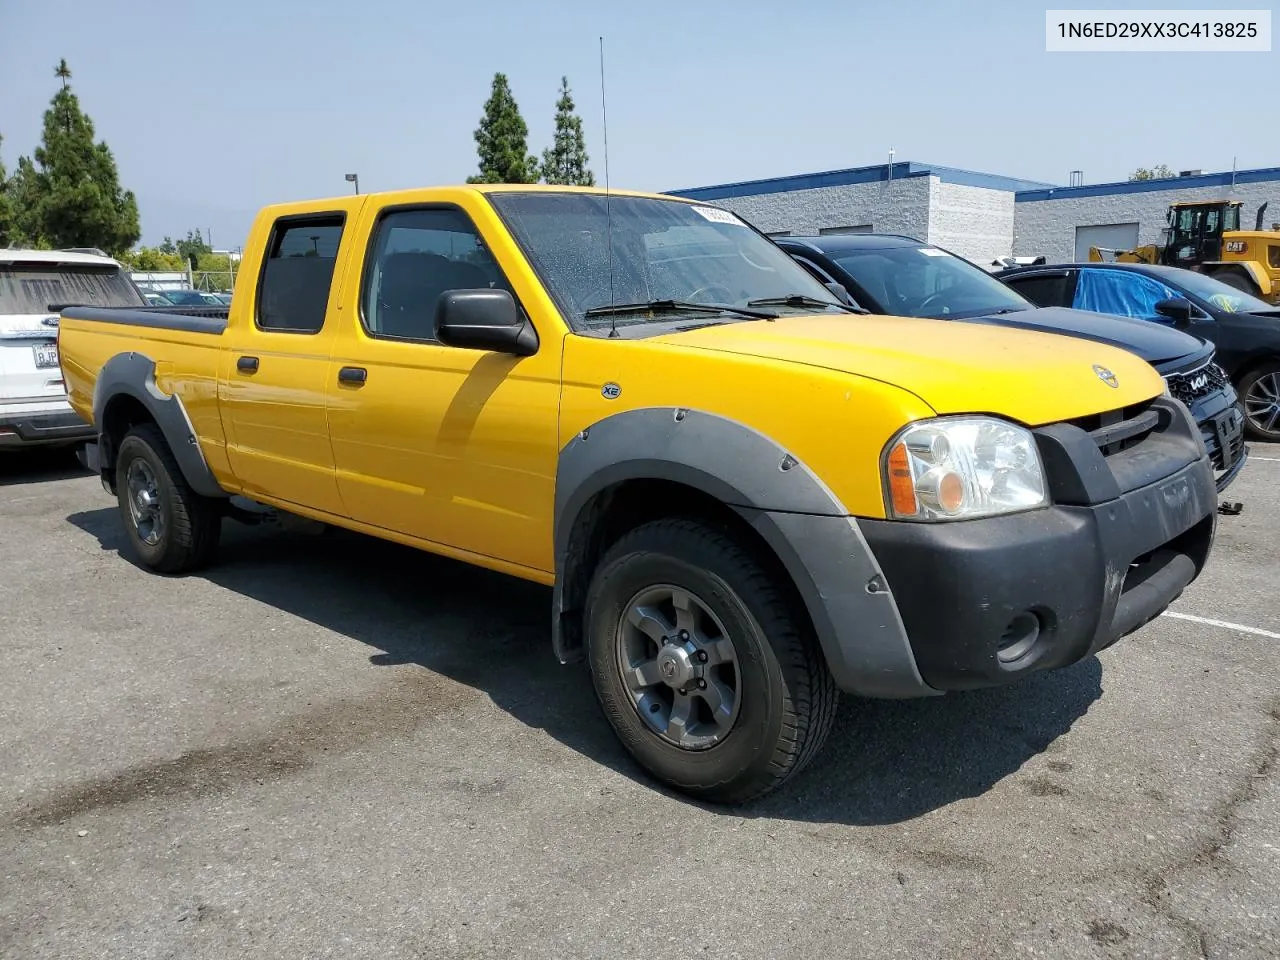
[
  {"left": 0, "top": 248, "right": 122, "bottom": 267},
  {"left": 290, "top": 184, "right": 699, "bottom": 208}
]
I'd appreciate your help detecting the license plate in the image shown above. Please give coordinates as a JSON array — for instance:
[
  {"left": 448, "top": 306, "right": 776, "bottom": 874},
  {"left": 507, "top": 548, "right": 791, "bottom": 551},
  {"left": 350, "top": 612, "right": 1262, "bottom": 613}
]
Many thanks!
[{"left": 33, "top": 343, "right": 59, "bottom": 369}]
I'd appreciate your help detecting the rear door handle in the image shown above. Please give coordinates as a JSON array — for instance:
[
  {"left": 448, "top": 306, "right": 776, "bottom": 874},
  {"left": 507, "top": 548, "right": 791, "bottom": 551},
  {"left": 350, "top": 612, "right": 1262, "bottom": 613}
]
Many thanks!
[
  {"left": 237, "top": 356, "right": 259, "bottom": 373},
  {"left": 338, "top": 366, "right": 367, "bottom": 385}
]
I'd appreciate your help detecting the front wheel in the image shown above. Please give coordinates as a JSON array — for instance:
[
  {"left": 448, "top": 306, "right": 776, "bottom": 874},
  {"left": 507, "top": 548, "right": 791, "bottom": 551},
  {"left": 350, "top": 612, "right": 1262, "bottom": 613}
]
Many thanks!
[
  {"left": 584, "top": 518, "right": 838, "bottom": 804},
  {"left": 1239, "top": 363, "right": 1280, "bottom": 442},
  {"left": 115, "top": 424, "right": 221, "bottom": 573}
]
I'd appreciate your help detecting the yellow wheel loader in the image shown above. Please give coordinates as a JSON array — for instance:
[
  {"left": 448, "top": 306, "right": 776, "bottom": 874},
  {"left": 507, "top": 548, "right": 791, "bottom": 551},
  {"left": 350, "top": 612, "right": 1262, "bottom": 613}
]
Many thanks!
[{"left": 1089, "top": 200, "right": 1279, "bottom": 304}]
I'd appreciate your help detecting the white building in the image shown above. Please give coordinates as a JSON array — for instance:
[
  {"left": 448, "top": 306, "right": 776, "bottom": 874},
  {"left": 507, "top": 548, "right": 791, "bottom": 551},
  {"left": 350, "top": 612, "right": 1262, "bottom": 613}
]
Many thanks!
[{"left": 666, "top": 161, "right": 1280, "bottom": 266}]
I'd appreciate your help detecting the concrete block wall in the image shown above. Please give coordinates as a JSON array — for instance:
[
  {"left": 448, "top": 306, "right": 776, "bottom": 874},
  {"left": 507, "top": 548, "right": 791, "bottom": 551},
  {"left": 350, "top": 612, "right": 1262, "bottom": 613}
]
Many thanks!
[
  {"left": 927, "top": 181, "right": 1016, "bottom": 263},
  {"left": 702, "top": 177, "right": 932, "bottom": 242},
  {"left": 1013, "top": 181, "right": 1277, "bottom": 262}
]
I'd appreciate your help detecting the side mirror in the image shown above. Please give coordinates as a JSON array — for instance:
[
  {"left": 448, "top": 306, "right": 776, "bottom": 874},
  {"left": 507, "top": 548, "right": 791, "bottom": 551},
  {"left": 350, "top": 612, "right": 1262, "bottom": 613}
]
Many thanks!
[
  {"left": 1154, "top": 297, "right": 1195, "bottom": 328},
  {"left": 435, "top": 289, "right": 537, "bottom": 356}
]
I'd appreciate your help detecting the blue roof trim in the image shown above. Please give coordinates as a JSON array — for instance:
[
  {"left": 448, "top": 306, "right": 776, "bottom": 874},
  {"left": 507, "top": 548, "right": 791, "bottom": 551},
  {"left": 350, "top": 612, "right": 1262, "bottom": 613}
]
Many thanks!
[
  {"left": 666, "top": 161, "right": 1056, "bottom": 201},
  {"left": 1015, "top": 166, "right": 1280, "bottom": 203}
]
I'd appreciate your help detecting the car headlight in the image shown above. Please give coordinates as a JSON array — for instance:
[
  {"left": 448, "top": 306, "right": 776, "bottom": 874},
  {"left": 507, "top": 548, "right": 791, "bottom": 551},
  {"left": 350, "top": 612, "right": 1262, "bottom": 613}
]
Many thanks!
[{"left": 884, "top": 417, "right": 1048, "bottom": 521}]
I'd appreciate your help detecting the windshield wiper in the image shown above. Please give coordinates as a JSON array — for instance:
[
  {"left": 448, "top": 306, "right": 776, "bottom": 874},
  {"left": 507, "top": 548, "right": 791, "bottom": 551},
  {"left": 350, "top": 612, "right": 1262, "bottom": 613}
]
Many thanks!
[
  {"left": 747, "top": 294, "right": 866, "bottom": 315},
  {"left": 583, "top": 299, "right": 779, "bottom": 321}
]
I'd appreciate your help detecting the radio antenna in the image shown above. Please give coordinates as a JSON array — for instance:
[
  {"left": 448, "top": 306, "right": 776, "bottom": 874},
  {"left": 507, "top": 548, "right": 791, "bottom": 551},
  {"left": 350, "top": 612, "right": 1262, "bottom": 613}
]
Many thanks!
[{"left": 599, "top": 35, "right": 618, "bottom": 337}]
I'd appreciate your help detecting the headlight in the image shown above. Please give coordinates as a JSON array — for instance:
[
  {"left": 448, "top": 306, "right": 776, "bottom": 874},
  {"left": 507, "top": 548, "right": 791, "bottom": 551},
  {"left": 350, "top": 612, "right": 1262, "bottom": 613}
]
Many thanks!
[{"left": 884, "top": 417, "right": 1048, "bottom": 521}]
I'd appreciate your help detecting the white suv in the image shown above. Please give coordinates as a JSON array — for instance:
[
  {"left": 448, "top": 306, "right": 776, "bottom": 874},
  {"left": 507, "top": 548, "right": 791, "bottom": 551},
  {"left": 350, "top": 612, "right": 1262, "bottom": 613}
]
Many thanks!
[{"left": 0, "top": 249, "right": 146, "bottom": 450}]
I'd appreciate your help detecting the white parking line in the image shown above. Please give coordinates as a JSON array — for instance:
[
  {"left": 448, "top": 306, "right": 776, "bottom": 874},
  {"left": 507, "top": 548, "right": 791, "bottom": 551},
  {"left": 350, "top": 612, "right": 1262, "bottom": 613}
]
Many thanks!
[
  {"left": 1247, "top": 456, "right": 1280, "bottom": 462},
  {"left": 1161, "top": 611, "right": 1280, "bottom": 640}
]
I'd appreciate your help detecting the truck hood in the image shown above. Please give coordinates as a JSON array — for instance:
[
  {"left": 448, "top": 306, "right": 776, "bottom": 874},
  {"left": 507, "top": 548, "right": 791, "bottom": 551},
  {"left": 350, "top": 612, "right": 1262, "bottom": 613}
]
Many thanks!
[
  {"left": 957, "top": 306, "right": 1203, "bottom": 368},
  {"left": 655, "top": 314, "right": 1164, "bottom": 427}
]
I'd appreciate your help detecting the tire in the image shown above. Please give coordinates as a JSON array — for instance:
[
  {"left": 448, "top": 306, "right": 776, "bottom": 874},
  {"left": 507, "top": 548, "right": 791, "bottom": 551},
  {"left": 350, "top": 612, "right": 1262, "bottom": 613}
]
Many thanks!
[
  {"left": 584, "top": 518, "right": 838, "bottom": 804},
  {"left": 1211, "top": 269, "right": 1256, "bottom": 295},
  {"left": 1238, "top": 363, "right": 1280, "bottom": 442},
  {"left": 114, "top": 423, "right": 221, "bottom": 573}
]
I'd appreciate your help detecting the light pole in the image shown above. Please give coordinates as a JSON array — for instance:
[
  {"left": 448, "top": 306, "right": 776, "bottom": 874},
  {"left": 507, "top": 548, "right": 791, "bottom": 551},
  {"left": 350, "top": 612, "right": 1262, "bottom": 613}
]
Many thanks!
[{"left": 345, "top": 173, "right": 359, "bottom": 194}]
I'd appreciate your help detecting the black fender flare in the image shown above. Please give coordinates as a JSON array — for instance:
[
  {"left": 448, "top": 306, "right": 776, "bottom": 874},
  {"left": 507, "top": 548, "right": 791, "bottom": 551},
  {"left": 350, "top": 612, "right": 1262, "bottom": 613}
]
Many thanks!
[
  {"left": 551, "top": 407, "right": 933, "bottom": 698},
  {"left": 92, "top": 351, "right": 226, "bottom": 499}
]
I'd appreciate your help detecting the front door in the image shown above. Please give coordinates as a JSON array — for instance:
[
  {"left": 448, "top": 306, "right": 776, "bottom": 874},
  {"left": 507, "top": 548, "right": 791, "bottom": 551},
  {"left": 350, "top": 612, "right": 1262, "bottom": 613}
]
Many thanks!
[
  {"left": 325, "top": 198, "right": 561, "bottom": 575},
  {"left": 220, "top": 210, "right": 354, "bottom": 516}
]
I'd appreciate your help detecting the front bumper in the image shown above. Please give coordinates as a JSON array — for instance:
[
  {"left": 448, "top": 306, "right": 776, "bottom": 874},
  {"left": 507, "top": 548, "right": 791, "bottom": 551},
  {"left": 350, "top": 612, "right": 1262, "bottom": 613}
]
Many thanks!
[
  {"left": 0, "top": 409, "right": 95, "bottom": 447},
  {"left": 859, "top": 457, "right": 1215, "bottom": 690},
  {"left": 1185, "top": 385, "right": 1247, "bottom": 492},
  {"left": 749, "top": 396, "right": 1217, "bottom": 698}
]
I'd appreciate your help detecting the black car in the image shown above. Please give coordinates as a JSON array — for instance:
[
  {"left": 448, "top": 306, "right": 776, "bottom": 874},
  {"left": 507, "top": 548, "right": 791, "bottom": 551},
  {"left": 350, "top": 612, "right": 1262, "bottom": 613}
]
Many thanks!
[
  {"left": 996, "top": 261, "right": 1280, "bottom": 442},
  {"left": 776, "top": 234, "right": 1247, "bottom": 490}
]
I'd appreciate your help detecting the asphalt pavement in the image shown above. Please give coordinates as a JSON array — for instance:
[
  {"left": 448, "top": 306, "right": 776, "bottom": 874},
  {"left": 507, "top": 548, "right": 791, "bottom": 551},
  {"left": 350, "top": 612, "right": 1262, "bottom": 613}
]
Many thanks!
[{"left": 1, "top": 444, "right": 1277, "bottom": 959}]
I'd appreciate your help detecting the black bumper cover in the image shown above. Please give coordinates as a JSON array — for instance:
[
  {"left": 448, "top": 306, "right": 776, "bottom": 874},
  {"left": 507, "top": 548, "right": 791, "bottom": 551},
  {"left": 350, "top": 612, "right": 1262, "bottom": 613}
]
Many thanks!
[
  {"left": 0, "top": 409, "right": 95, "bottom": 445},
  {"left": 860, "top": 399, "right": 1217, "bottom": 692}
]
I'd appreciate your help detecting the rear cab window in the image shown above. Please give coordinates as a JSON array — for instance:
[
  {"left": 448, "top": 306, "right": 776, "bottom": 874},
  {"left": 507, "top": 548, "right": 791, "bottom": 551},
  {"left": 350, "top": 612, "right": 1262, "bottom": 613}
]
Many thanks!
[{"left": 256, "top": 215, "right": 345, "bottom": 333}]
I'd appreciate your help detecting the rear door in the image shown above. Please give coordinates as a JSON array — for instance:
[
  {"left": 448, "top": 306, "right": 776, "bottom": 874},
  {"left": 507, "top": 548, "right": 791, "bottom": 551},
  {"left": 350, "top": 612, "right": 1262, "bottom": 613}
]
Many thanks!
[
  {"left": 219, "top": 203, "right": 360, "bottom": 516},
  {"left": 0, "top": 259, "right": 144, "bottom": 405}
]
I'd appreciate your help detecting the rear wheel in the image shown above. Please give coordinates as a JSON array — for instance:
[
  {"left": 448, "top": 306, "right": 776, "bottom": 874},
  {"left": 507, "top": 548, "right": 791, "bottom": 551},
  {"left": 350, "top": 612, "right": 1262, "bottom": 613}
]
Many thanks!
[
  {"left": 115, "top": 424, "right": 221, "bottom": 573},
  {"left": 1210, "top": 269, "right": 1257, "bottom": 295},
  {"left": 1239, "top": 363, "right": 1280, "bottom": 442},
  {"left": 584, "top": 518, "right": 838, "bottom": 804}
]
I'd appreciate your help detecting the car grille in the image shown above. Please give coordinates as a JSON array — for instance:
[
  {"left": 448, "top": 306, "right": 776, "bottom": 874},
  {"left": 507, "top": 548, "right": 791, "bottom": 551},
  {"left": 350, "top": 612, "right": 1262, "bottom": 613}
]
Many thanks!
[
  {"left": 1066, "top": 399, "right": 1160, "bottom": 457},
  {"left": 1165, "top": 361, "right": 1229, "bottom": 408}
]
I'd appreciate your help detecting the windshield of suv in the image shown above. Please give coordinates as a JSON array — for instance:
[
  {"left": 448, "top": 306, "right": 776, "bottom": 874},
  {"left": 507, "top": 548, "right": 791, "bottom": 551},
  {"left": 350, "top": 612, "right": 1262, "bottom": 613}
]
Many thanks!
[
  {"left": 831, "top": 245, "right": 1033, "bottom": 319},
  {"left": 0, "top": 262, "right": 146, "bottom": 314},
  {"left": 1160, "top": 268, "right": 1274, "bottom": 314},
  {"left": 488, "top": 192, "right": 846, "bottom": 332}
]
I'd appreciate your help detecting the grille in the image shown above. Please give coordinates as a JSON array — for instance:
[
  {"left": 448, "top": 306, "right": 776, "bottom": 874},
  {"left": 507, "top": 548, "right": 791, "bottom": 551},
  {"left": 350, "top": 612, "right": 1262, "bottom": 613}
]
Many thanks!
[
  {"left": 1066, "top": 399, "right": 1160, "bottom": 457},
  {"left": 1165, "top": 362, "right": 1228, "bottom": 408}
]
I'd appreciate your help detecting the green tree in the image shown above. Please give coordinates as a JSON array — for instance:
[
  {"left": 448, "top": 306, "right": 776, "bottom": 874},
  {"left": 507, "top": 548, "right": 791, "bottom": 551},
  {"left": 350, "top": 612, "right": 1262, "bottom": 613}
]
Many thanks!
[
  {"left": 18, "top": 59, "right": 141, "bottom": 255},
  {"left": 539, "top": 77, "right": 594, "bottom": 186},
  {"left": 0, "top": 133, "right": 14, "bottom": 247},
  {"left": 1129, "top": 164, "right": 1176, "bottom": 181},
  {"left": 466, "top": 73, "right": 538, "bottom": 184},
  {"left": 8, "top": 156, "right": 45, "bottom": 246},
  {"left": 120, "top": 246, "right": 186, "bottom": 271},
  {"left": 174, "top": 229, "right": 211, "bottom": 269}
]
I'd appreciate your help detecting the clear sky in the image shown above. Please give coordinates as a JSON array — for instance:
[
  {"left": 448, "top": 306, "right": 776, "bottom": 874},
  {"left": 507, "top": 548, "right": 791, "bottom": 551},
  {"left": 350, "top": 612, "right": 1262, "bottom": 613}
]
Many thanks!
[{"left": 1, "top": 0, "right": 1275, "bottom": 247}]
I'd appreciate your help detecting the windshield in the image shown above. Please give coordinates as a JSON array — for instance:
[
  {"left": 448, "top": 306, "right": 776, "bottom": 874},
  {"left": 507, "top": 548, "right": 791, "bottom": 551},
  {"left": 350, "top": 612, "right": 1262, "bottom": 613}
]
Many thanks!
[
  {"left": 488, "top": 192, "right": 844, "bottom": 332},
  {"left": 1164, "top": 269, "right": 1273, "bottom": 313},
  {"left": 831, "top": 245, "right": 1032, "bottom": 319},
  {"left": 0, "top": 262, "right": 146, "bottom": 314},
  {"left": 162, "top": 289, "right": 215, "bottom": 305}
]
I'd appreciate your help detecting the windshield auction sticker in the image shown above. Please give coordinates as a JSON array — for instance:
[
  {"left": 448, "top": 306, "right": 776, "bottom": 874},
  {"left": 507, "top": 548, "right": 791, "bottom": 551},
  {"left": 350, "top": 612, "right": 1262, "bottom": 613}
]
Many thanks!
[
  {"left": 691, "top": 207, "right": 746, "bottom": 226},
  {"left": 1046, "top": 9, "right": 1271, "bottom": 51}
]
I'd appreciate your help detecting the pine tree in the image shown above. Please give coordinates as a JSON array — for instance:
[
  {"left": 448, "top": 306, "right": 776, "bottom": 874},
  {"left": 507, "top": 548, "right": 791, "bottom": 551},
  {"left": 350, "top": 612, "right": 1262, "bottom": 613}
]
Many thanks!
[
  {"left": 0, "top": 133, "right": 14, "bottom": 247},
  {"left": 466, "top": 73, "right": 538, "bottom": 184},
  {"left": 19, "top": 60, "right": 141, "bottom": 254},
  {"left": 539, "top": 78, "right": 594, "bottom": 186}
]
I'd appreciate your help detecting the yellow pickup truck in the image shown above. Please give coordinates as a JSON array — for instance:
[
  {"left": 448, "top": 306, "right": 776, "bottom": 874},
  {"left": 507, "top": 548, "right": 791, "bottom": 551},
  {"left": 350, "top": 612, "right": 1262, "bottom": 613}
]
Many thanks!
[{"left": 59, "top": 185, "right": 1218, "bottom": 803}]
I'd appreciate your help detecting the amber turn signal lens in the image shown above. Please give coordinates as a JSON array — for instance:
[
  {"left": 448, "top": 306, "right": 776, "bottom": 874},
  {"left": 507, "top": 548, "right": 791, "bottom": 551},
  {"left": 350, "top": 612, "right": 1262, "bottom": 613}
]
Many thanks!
[{"left": 886, "top": 442, "right": 918, "bottom": 516}]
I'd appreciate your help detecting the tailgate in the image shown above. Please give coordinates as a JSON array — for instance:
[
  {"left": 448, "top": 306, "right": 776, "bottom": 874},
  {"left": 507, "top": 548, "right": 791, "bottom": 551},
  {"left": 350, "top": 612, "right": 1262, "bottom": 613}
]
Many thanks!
[{"left": 0, "top": 315, "right": 66, "bottom": 403}]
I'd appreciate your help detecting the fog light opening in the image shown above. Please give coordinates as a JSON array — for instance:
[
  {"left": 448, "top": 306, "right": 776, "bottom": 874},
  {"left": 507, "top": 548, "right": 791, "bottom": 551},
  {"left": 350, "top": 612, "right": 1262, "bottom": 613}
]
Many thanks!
[{"left": 997, "top": 611, "right": 1042, "bottom": 665}]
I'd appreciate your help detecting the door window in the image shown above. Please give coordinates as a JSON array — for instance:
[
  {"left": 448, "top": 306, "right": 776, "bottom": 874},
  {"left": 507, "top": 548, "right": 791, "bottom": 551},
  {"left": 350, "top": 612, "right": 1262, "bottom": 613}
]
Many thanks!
[
  {"left": 1072, "top": 269, "right": 1181, "bottom": 321},
  {"left": 1003, "top": 272, "right": 1073, "bottom": 308},
  {"left": 361, "top": 207, "right": 512, "bottom": 342},
  {"left": 256, "top": 215, "right": 345, "bottom": 333}
]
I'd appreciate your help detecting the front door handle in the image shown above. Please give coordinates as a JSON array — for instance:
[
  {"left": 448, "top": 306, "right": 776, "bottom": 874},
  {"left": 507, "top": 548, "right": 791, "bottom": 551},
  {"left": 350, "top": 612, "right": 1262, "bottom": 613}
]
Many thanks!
[
  {"left": 338, "top": 366, "right": 367, "bottom": 386},
  {"left": 237, "top": 356, "right": 259, "bottom": 373}
]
